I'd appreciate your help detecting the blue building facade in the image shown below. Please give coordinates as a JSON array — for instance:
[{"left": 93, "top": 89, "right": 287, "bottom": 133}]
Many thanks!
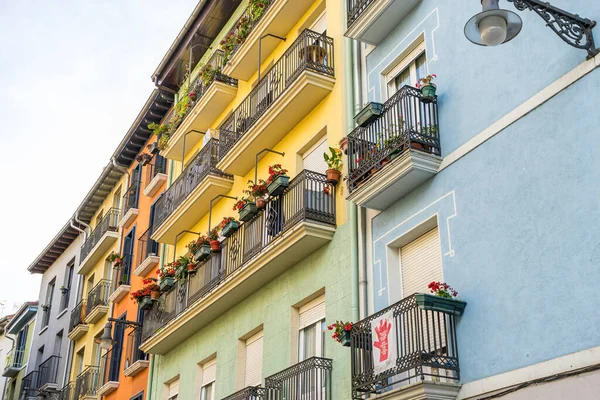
[{"left": 345, "top": 1, "right": 600, "bottom": 399}]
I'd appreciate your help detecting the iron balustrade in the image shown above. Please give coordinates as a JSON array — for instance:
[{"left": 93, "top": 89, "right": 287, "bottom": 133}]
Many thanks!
[
  {"left": 85, "top": 280, "right": 111, "bottom": 317},
  {"left": 223, "top": 386, "right": 266, "bottom": 400},
  {"left": 124, "top": 328, "right": 147, "bottom": 370},
  {"left": 38, "top": 355, "right": 61, "bottom": 388},
  {"left": 221, "top": 0, "right": 276, "bottom": 63},
  {"left": 219, "top": 29, "right": 335, "bottom": 159},
  {"left": 142, "top": 170, "right": 335, "bottom": 342},
  {"left": 80, "top": 208, "right": 120, "bottom": 262},
  {"left": 4, "top": 348, "right": 24, "bottom": 370},
  {"left": 347, "top": 85, "right": 440, "bottom": 193},
  {"left": 20, "top": 370, "right": 40, "bottom": 398},
  {"left": 346, "top": 0, "right": 377, "bottom": 27},
  {"left": 101, "top": 348, "right": 119, "bottom": 386},
  {"left": 123, "top": 181, "right": 141, "bottom": 215},
  {"left": 152, "top": 139, "right": 232, "bottom": 230},
  {"left": 146, "top": 154, "right": 167, "bottom": 184},
  {"left": 114, "top": 254, "right": 133, "bottom": 289},
  {"left": 138, "top": 227, "right": 159, "bottom": 265},
  {"left": 69, "top": 300, "right": 86, "bottom": 333},
  {"left": 74, "top": 366, "right": 100, "bottom": 398},
  {"left": 58, "top": 381, "right": 75, "bottom": 400},
  {"left": 350, "top": 294, "right": 460, "bottom": 399},
  {"left": 265, "top": 357, "right": 333, "bottom": 400}
]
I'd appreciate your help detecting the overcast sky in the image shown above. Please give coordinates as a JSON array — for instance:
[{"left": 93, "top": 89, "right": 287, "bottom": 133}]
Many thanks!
[{"left": 0, "top": 1, "right": 198, "bottom": 314}]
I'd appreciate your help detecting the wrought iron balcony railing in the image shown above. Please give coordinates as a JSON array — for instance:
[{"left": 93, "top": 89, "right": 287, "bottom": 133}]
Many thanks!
[
  {"left": 124, "top": 328, "right": 147, "bottom": 369},
  {"left": 152, "top": 139, "right": 232, "bottom": 230},
  {"left": 4, "top": 348, "right": 24, "bottom": 370},
  {"left": 113, "top": 254, "right": 133, "bottom": 289},
  {"left": 58, "top": 381, "right": 75, "bottom": 400},
  {"left": 101, "top": 348, "right": 120, "bottom": 386},
  {"left": 75, "top": 366, "right": 100, "bottom": 398},
  {"left": 223, "top": 386, "right": 266, "bottom": 400},
  {"left": 39, "top": 355, "right": 61, "bottom": 388},
  {"left": 265, "top": 357, "right": 333, "bottom": 400},
  {"left": 20, "top": 370, "right": 40, "bottom": 398},
  {"left": 86, "top": 280, "right": 111, "bottom": 317},
  {"left": 347, "top": 86, "right": 440, "bottom": 193},
  {"left": 219, "top": 29, "right": 335, "bottom": 159},
  {"left": 123, "top": 181, "right": 141, "bottom": 215},
  {"left": 142, "top": 170, "right": 335, "bottom": 342},
  {"left": 147, "top": 154, "right": 167, "bottom": 182},
  {"left": 138, "top": 227, "right": 159, "bottom": 264},
  {"left": 350, "top": 294, "right": 460, "bottom": 399},
  {"left": 80, "top": 208, "right": 120, "bottom": 262},
  {"left": 69, "top": 300, "right": 86, "bottom": 333},
  {"left": 221, "top": 0, "right": 276, "bottom": 64},
  {"left": 347, "top": 0, "right": 377, "bottom": 27}
]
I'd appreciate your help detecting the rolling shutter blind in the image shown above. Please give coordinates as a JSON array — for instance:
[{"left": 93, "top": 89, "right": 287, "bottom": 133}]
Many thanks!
[
  {"left": 202, "top": 360, "right": 216, "bottom": 386},
  {"left": 299, "top": 297, "right": 326, "bottom": 329},
  {"left": 168, "top": 379, "right": 179, "bottom": 398},
  {"left": 244, "top": 332, "right": 264, "bottom": 387},
  {"left": 400, "top": 227, "right": 443, "bottom": 297},
  {"left": 302, "top": 139, "right": 328, "bottom": 173}
]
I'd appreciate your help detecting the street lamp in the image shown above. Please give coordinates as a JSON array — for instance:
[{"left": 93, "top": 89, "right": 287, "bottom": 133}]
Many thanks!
[
  {"left": 97, "top": 318, "right": 142, "bottom": 350},
  {"left": 465, "top": 0, "right": 599, "bottom": 59}
]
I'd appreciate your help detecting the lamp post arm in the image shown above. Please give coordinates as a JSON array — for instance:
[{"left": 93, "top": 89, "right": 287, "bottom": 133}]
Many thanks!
[
  {"left": 507, "top": 0, "right": 598, "bottom": 58},
  {"left": 108, "top": 317, "right": 142, "bottom": 329}
]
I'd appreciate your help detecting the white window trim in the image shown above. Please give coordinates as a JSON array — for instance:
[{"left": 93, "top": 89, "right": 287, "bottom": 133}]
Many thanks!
[{"left": 381, "top": 40, "right": 426, "bottom": 100}]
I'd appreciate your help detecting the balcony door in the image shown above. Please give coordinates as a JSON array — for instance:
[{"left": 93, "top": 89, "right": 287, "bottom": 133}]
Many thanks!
[
  {"left": 297, "top": 297, "right": 326, "bottom": 399},
  {"left": 121, "top": 227, "right": 136, "bottom": 285},
  {"left": 109, "top": 314, "right": 126, "bottom": 382}
]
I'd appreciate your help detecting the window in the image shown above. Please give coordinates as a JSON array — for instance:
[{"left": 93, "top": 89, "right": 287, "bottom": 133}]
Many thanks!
[
  {"left": 167, "top": 379, "right": 179, "bottom": 400},
  {"left": 399, "top": 227, "right": 443, "bottom": 297},
  {"left": 61, "top": 261, "right": 74, "bottom": 311},
  {"left": 244, "top": 331, "right": 263, "bottom": 387},
  {"left": 302, "top": 138, "right": 328, "bottom": 173},
  {"left": 43, "top": 279, "right": 55, "bottom": 327},
  {"left": 298, "top": 296, "right": 326, "bottom": 362},
  {"left": 75, "top": 348, "right": 84, "bottom": 374},
  {"left": 54, "top": 331, "right": 63, "bottom": 356},
  {"left": 386, "top": 42, "right": 427, "bottom": 98},
  {"left": 200, "top": 359, "right": 216, "bottom": 400}
]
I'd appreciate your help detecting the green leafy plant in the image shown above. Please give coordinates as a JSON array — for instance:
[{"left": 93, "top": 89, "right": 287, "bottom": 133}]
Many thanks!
[
  {"left": 324, "top": 147, "right": 343, "bottom": 171},
  {"left": 208, "top": 227, "right": 220, "bottom": 241}
]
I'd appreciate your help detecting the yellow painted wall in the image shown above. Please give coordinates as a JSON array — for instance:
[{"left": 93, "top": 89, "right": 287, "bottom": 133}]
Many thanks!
[{"left": 165, "top": 0, "right": 348, "bottom": 262}]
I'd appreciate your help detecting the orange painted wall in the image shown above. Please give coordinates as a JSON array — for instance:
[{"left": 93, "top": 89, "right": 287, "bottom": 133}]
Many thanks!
[{"left": 106, "top": 136, "right": 167, "bottom": 400}]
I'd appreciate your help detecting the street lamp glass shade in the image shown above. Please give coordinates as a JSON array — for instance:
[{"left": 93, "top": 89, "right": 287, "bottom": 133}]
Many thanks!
[
  {"left": 99, "top": 322, "right": 116, "bottom": 350},
  {"left": 464, "top": 9, "right": 522, "bottom": 46}
]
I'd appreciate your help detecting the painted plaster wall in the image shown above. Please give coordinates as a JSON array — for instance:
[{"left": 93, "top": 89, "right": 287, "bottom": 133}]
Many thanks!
[
  {"left": 6, "top": 318, "right": 36, "bottom": 400},
  {"left": 0, "top": 334, "right": 11, "bottom": 397},
  {"left": 148, "top": 222, "right": 353, "bottom": 400},
  {"left": 368, "top": 66, "right": 600, "bottom": 383},
  {"left": 26, "top": 234, "right": 84, "bottom": 387}
]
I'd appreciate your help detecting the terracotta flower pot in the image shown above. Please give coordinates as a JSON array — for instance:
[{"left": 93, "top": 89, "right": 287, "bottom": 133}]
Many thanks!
[
  {"left": 210, "top": 240, "right": 221, "bottom": 252},
  {"left": 150, "top": 290, "right": 160, "bottom": 300},
  {"left": 187, "top": 263, "right": 197, "bottom": 272},
  {"left": 256, "top": 197, "right": 267, "bottom": 210},
  {"left": 326, "top": 169, "right": 341, "bottom": 185},
  {"left": 339, "top": 137, "right": 348, "bottom": 155}
]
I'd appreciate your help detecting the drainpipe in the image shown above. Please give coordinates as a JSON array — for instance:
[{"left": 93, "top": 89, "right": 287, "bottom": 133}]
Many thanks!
[
  {"left": 147, "top": 355, "right": 155, "bottom": 399},
  {"left": 73, "top": 212, "right": 90, "bottom": 237}
]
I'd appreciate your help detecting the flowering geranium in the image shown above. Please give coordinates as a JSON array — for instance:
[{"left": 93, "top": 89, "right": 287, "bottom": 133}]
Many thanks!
[
  {"left": 327, "top": 320, "right": 353, "bottom": 343},
  {"left": 428, "top": 281, "right": 458, "bottom": 299},
  {"left": 416, "top": 74, "right": 436, "bottom": 89},
  {"left": 208, "top": 227, "right": 220, "bottom": 241},
  {"left": 245, "top": 179, "right": 268, "bottom": 198},
  {"left": 233, "top": 197, "right": 250, "bottom": 211},
  {"left": 220, "top": 216, "right": 237, "bottom": 228},
  {"left": 267, "top": 164, "right": 288, "bottom": 184},
  {"left": 131, "top": 288, "right": 152, "bottom": 302},
  {"left": 157, "top": 263, "right": 177, "bottom": 281},
  {"left": 142, "top": 278, "right": 161, "bottom": 292}
]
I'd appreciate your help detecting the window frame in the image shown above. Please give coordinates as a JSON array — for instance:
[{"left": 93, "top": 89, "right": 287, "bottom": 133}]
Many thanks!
[{"left": 384, "top": 41, "right": 427, "bottom": 99}]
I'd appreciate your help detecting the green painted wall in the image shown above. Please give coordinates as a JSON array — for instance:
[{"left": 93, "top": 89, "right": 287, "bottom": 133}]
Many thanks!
[
  {"left": 149, "top": 222, "right": 353, "bottom": 399},
  {"left": 6, "top": 319, "right": 36, "bottom": 400}
]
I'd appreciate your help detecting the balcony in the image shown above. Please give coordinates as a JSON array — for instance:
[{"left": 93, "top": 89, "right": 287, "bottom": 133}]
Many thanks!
[
  {"left": 98, "top": 349, "right": 119, "bottom": 396},
  {"left": 221, "top": 0, "right": 315, "bottom": 81},
  {"left": 151, "top": 139, "right": 233, "bottom": 244},
  {"left": 123, "top": 329, "right": 148, "bottom": 377},
  {"left": 84, "top": 280, "right": 110, "bottom": 324},
  {"left": 265, "top": 357, "right": 332, "bottom": 399},
  {"left": 109, "top": 255, "right": 133, "bottom": 303},
  {"left": 68, "top": 300, "right": 88, "bottom": 341},
  {"left": 74, "top": 366, "right": 100, "bottom": 400},
  {"left": 143, "top": 155, "right": 168, "bottom": 197},
  {"left": 345, "top": 0, "right": 421, "bottom": 45},
  {"left": 20, "top": 370, "right": 40, "bottom": 399},
  {"left": 2, "top": 348, "right": 24, "bottom": 377},
  {"left": 78, "top": 208, "right": 120, "bottom": 275},
  {"left": 141, "top": 170, "right": 336, "bottom": 354},
  {"left": 223, "top": 386, "right": 266, "bottom": 400},
  {"left": 134, "top": 228, "right": 160, "bottom": 277},
  {"left": 218, "top": 29, "right": 335, "bottom": 176},
  {"left": 58, "top": 381, "right": 74, "bottom": 400},
  {"left": 38, "top": 355, "right": 61, "bottom": 391},
  {"left": 347, "top": 86, "right": 441, "bottom": 210},
  {"left": 41, "top": 303, "right": 51, "bottom": 328},
  {"left": 350, "top": 294, "right": 461, "bottom": 399},
  {"left": 119, "top": 182, "right": 140, "bottom": 228},
  {"left": 162, "top": 50, "right": 238, "bottom": 162}
]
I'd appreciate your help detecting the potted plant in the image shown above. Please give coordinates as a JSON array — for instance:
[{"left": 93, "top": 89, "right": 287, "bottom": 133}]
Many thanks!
[
  {"left": 188, "top": 90, "right": 197, "bottom": 101},
  {"left": 199, "top": 64, "right": 217, "bottom": 87},
  {"left": 246, "top": 180, "right": 269, "bottom": 210},
  {"left": 220, "top": 217, "right": 240, "bottom": 238},
  {"left": 208, "top": 228, "right": 221, "bottom": 252},
  {"left": 355, "top": 102, "right": 383, "bottom": 127},
  {"left": 415, "top": 282, "right": 467, "bottom": 316},
  {"left": 131, "top": 289, "right": 153, "bottom": 311},
  {"left": 249, "top": 0, "right": 268, "bottom": 21},
  {"left": 189, "top": 235, "right": 211, "bottom": 262},
  {"left": 266, "top": 164, "right": 289, "bottom": 196},
  {"left": 157, "top": 264, "right": 176, "bottom": 292},
  {"left": 323, "top": 147, "right": 343, "bottom": 185},
  {"left": 136, "top": 153, "right": 152, "bottom": 166},
  {"left": 142, "top": 278, "right": 161, "bottom": 300},
  {"left": 416, "top": 74, "right": 437, "bottom": 103},
  {"left": 107, "top": 252, "right": 123, "bottom": 268},
  {"left": 148, "top": 142, "right": 159, "bottom": 154},
  {"left": 411, "top": 124, "right": 437, "bottom": 153},
  {"left": 59, "top": 285, "right": 68, "bottom": 294},
  {"left": 339, "top": 137, "right": 349, "bottom": 155},
  {"left": 327, "top": 321, "right": 353, "bottom": 347},
  {"left": 234, "top": 198, "right": 258, "bottom": 222},
  {"left": 157, "top": 133, "right": 170, "bottom": 151}
]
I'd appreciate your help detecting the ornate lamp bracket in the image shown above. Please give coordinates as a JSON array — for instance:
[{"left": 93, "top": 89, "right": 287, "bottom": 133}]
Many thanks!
[{"left": 507, "top": 0, "right": 598, "bottom": 58}]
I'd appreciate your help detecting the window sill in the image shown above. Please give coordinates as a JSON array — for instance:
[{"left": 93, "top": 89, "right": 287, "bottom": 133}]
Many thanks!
[
  {"left": 56, "top": 308, "right": 68, "bottom": 320},
  {"left": 39, "top": 326, "right": 48, "bottom": 335}
]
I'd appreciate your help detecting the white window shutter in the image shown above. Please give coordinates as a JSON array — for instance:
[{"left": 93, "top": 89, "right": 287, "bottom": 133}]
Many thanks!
[
  {"left": 168, "top": 379, "right": 179, "bottom": 397},
  {"left": 302, "top": 139, "right": 329, "bottom": 173},
  {"left": 202, "top": 360, "right": 216, "bottom": 386},
  {"left": 244, "top": 332, "right": 264, "bottom": 387},
  {"left": 299, "top": 299, "right": 326, "bottom": 330},
  {"left": 400, "top": 227, "right": 443, "bottom": 297}
]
